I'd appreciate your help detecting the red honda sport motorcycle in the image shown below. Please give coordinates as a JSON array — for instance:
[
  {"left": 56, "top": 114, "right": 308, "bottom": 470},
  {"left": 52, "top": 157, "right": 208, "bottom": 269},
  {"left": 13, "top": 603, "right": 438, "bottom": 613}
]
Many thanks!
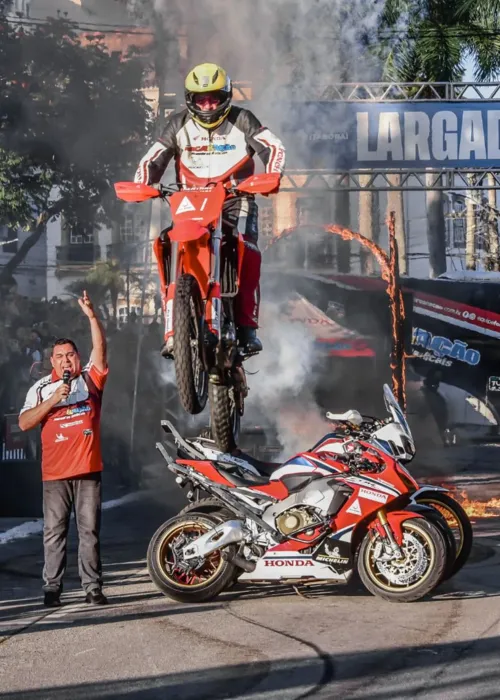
[{"left": 147, "top": 419, "right": 451, "bottom": 604}]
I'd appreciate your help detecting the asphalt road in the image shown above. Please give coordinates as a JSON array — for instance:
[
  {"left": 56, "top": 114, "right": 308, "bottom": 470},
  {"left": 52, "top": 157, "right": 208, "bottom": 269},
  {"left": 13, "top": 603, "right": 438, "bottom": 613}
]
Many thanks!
[{"left": 1, "top": 457, "right": 500, "bottom": 699}]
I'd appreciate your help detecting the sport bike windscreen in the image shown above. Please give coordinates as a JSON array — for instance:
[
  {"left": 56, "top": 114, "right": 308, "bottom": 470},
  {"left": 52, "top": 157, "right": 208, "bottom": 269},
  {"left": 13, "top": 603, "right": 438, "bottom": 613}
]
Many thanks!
[{"left": 383, "top": 384, "right": 413, "bottom": 443}]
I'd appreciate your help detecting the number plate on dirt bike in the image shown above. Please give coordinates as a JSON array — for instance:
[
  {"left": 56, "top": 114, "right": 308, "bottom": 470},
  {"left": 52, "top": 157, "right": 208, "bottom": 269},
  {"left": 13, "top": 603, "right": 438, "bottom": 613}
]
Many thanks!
[{"left": 170, "top": 184, "right": 226, "bottom": 226}]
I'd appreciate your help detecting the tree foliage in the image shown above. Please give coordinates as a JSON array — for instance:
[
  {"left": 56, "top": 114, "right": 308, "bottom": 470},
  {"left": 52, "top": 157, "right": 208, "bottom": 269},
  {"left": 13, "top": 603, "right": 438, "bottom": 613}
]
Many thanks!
[
  {"left": 66, "top": 261, "right": 124, "bottom": 319},
  {"left": 0, "top": 16, "right": 152, "bottom": 281},
  {"left": 380, "top": 0, "right": 500, "bottom": 82}
]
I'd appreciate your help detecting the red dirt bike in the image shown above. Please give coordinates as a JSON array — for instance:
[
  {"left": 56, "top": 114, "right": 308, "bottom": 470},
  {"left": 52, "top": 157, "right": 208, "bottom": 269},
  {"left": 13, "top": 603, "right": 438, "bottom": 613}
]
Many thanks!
[
  {"left": 147, "top": 419, "right": 451, "bottom": 604},
  {"left": 114, "top": 173, "right": 280, "bottom": 453}
]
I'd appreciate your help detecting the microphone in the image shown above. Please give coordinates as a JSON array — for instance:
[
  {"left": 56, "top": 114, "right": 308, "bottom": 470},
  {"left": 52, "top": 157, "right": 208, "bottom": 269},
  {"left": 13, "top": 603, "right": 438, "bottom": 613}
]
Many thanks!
[{"left": 62, "top": 370, "right": 71, "bottom": 386}]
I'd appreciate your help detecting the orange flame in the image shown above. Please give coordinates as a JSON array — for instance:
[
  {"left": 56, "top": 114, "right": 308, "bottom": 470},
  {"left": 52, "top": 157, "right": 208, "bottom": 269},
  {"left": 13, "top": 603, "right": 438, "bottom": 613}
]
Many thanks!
[{"left": 458, "top": 491, "right": 500, "bottom": 519}]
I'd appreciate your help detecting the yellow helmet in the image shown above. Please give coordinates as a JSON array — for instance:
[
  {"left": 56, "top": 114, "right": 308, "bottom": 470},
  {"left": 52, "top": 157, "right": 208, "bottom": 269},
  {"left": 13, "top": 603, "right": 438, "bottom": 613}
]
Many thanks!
[{"left": 184, "top": 62, "right": 232, "bottom": 129}]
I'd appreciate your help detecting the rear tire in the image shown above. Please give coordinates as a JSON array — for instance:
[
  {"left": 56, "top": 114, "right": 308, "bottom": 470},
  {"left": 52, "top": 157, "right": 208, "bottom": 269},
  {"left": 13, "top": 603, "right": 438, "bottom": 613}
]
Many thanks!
[
  {"left": 414, "top": 492, "right": 473, "bottom": 579},
  {"left": 420, "top": 508, "right": 457, "bottom": 582},
  {"left": 209, "top": 383, "right": 240, "bottom": 453},
  {"left": 180, "top": 499, "right": 242, "bottom": 585},
  {"left": 357, "top": 517, "right": 447, "bottom": 602},
  {"left": 147, "top": 513, "right": 237, "bottom": 603},
  {"left": 173, "top": 274, "right": 208, "bottom": 415}
]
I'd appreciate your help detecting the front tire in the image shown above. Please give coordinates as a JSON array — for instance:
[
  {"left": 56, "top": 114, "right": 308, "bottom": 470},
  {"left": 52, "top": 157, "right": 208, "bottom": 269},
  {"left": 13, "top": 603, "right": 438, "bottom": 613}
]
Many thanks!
[
  {"left": 173, "top": 274, "right": 208, "bottom": 415},
  {"left": 357, "top": 517, "right": 447, "bottom": 602},
  {"left": 414, "top": 491, "right": 473, "bottom": 579},
  {"left": 147, "top": 513, "right": 237, "bottom": 603},
  {"left": 209, "top": 383, "right": 241, "bottom": 453}
]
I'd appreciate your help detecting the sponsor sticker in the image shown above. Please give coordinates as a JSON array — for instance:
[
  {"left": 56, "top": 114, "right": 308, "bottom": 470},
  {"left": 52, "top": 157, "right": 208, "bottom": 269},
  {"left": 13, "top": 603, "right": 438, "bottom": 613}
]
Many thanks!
[
  {"left": 264, "top": 559, "right": 314, "bottom": 567},
  {"left": 412, "top": 327, "right": 481, "bottom": 366},
  {"left": 346, "top": 499, "right": 362, "bottom": 515},
  {"left": 175, "top": 196, "right": 196, "bottom": 215},
  {"left": 359, "top": 487, "right": 389, "bottom": 504},
  {"left": 60, "top": 419, "right": 84, "bottom": 429},
  {"left": 165, "top": 299, "right": 173, "bottom": 333},
  {"left": 316, "top": 544, "right": 350, "bottom": 565}
]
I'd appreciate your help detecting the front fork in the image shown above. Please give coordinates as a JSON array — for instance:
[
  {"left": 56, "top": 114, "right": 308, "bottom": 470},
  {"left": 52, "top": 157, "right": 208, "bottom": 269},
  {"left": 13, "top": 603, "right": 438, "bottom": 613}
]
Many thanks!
[
  {"left": 163, "top": 218, "right": 224, "bottom": 356},
  {"left": 163, "top": 242, "right": 178, "bottom": 355},
  {"left": 372, "top": 509, "right": 404, "bottom": 560},
  {"left": 206, "top": 217, "right": 222, "bottom": 341}
]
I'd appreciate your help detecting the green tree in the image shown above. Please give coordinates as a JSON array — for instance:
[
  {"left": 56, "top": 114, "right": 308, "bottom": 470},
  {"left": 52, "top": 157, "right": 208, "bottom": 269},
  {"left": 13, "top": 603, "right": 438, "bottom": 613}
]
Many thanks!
[
  {"left": 0, "top": 16, "right": 152, "bottom": 285},
  {"left": 66, "top": 261, "right": 124, "bottom": 320},
  {"left": 380, "top": 0, "right": 500, "bottom": 275}
]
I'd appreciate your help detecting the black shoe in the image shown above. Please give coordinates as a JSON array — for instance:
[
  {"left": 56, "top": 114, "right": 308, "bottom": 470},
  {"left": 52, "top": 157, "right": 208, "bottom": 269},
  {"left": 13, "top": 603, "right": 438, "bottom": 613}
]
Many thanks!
[
  {"left": 43, "top": 591, "right": 61, "bottom": 608},
  {"left": 85, "top": 589, "right": 109, "bottom": 605},
  {"left": 237, "top": 327, "right": 263, "bottom": 354}
]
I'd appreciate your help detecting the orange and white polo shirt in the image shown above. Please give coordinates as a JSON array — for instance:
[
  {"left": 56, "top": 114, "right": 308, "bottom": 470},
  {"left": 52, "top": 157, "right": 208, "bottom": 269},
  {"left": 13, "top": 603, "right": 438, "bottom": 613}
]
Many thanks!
[{"left": 20, "top": 361, "right": 109, "bottom": 481}]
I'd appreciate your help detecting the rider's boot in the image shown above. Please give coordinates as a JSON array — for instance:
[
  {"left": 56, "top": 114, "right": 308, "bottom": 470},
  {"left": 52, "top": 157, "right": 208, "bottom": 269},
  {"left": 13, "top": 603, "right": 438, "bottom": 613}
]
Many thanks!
[{"left": 237, "top": 326, "right": 263, "bottom": 354}]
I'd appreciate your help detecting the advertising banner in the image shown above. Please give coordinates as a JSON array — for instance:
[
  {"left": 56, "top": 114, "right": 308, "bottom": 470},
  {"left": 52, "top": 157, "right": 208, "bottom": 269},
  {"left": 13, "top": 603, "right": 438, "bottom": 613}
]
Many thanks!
[{"left": 277, "top": 101, "right": 500, "bottom": 170}]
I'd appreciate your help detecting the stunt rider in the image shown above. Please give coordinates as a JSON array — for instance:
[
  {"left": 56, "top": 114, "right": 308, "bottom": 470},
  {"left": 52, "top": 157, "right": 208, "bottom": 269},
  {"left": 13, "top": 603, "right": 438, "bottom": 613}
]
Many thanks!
[{"left": 134, "top": 62, "right": 286, "bottom": 355}]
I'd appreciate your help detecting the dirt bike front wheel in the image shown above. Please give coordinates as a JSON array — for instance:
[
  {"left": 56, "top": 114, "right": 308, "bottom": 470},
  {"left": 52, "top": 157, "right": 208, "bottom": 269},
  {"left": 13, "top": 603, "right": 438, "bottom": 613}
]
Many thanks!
[
  {"left": 173, "top": 274, "right": 208, "bottom": 414},
  {"left": 209, "top": 383, "right": 241, "bottom": 453}
]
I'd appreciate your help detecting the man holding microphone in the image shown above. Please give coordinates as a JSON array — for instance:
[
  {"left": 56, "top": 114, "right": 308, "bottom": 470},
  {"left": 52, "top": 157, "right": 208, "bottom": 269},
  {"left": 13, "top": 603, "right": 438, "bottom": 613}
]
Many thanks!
[{"left": 19, "top": 291, "right": 109, "bottom": 607}]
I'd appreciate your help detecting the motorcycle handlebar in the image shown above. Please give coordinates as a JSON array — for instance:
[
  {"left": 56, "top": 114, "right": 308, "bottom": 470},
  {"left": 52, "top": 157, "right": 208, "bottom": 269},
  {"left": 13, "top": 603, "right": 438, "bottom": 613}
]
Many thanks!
[{"left": 154, "top": 180, "right": 273, "bottom": 200}]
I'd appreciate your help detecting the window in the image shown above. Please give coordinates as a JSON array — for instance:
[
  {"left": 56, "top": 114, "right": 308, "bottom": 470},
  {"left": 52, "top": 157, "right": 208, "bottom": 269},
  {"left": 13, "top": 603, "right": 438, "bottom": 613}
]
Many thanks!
[
  {"left": 259, "top": 204, "right": 274, "bottom": 240},
  {"left": 14, "top": 0, "right": 30, "bottom": 16},
  {"left": 120, "top": 213, "right": 135, "bottom": 243},
  {"left": 68, "top": 221, "right": 93, "bottom": 245},
  {"left": 119, "top": 212, "right": 146, "bottom": 243},
  {"left": 452, "top": 218, "right": 466, "bottom": 249},
  {"left": 118, "top": 306, "right": 141, "bottom": 327},
  {"left": 0, "top": 227, "right": 18, "bottom": 254}
]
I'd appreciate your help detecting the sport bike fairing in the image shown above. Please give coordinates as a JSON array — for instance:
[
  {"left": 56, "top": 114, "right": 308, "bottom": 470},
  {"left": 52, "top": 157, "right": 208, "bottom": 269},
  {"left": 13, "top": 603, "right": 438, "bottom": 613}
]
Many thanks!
[{"left": 177, "top": 442, "right": 415, "bottom": 583}]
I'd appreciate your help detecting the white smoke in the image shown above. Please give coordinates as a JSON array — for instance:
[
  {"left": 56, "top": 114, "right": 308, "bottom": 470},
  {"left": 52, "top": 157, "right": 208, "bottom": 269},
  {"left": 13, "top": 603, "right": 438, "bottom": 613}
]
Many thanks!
[
  {"left": 125, "top": 0, "right": 386, "bottom": 455},
  {"left": 244, "top": 298, "right": 331, "bottom": 459}
]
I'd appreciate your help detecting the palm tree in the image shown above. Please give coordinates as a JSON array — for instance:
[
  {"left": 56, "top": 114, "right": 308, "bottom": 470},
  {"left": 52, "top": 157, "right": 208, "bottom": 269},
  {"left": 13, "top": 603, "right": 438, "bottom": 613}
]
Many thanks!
[
  {"left": 67, "top": 261, "right": 124, "bottom": 320},
  {"left": 379, "top": 0, "right": 500, "bottom": 276}
]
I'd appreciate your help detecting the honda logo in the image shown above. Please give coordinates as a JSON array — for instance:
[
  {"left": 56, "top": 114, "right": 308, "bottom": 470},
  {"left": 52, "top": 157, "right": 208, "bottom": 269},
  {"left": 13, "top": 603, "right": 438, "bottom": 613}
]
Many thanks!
[{"left": 264, "top": 559, "right": 314, "bottom": 567}]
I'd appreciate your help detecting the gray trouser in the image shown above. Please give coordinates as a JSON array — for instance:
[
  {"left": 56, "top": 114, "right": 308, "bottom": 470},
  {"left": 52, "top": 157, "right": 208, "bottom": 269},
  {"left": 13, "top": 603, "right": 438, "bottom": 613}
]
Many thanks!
[{"left": 42, "top": 473, "right": 102, "bottom": 594}]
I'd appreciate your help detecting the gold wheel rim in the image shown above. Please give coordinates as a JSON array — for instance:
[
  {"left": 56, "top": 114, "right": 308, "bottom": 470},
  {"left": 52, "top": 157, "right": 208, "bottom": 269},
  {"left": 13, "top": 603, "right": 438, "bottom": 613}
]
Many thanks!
[
  {"left": 364, "top": 521, "right": 436, "bottom": 593},
  {"left": 156, "top": 520, "right": 224, "bottom": 589}
]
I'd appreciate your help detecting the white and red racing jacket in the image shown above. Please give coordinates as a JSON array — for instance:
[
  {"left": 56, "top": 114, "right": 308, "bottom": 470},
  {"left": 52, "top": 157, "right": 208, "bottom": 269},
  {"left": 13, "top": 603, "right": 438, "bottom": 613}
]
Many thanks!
[{"left": 134, "top": 106, "right": 286, "bottom": 187}]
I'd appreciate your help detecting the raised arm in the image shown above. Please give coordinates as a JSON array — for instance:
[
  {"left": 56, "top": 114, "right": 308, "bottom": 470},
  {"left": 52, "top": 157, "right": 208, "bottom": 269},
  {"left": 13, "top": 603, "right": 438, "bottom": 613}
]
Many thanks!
[{"left": 78, "top": 291, "right": 107, "bottom": 373}]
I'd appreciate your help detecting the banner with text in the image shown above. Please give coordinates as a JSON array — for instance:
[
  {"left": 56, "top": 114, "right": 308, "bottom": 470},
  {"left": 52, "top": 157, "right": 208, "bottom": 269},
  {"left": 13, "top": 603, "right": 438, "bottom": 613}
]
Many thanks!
[{"left": 276, "top": 101, "right": 500, "bottom": 170}]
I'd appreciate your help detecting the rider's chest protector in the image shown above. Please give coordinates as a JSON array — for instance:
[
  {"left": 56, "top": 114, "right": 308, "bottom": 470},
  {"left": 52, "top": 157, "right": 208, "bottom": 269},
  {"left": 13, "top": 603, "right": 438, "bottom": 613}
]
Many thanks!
[{"left": 177, "top": 117, "right": 256, "bottom": 185}]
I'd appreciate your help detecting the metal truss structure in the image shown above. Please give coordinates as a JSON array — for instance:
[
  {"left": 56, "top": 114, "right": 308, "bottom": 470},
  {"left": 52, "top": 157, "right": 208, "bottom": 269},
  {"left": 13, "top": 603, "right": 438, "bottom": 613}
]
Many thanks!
[
  {"left": 287, "top": 81, "right": 500, "bottom": 102},
  {"left": 271, "top": 82, "right": 500, "bottom": 192},
  {"left": 280, "top": 169, "right": 500, "bottom": 192}
]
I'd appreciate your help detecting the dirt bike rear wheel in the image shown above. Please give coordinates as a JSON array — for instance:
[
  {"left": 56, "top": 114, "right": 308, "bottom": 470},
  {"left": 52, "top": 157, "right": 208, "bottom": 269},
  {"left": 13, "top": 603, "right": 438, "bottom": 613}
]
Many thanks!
[
  {"left": 209, "top": 383, "right": 241, "bottom": 453},
  {"left": 357, "top": 517, "right": 447, "bottom": 602},
  {"left": 147, "top": 513, "right": 237, "bottom": 603},
  {"left": 173, "top": 274, "right": 208, "bottom": 415},
  {"left": 414, "top": 492, "right": 472, "bottom": 579}
]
